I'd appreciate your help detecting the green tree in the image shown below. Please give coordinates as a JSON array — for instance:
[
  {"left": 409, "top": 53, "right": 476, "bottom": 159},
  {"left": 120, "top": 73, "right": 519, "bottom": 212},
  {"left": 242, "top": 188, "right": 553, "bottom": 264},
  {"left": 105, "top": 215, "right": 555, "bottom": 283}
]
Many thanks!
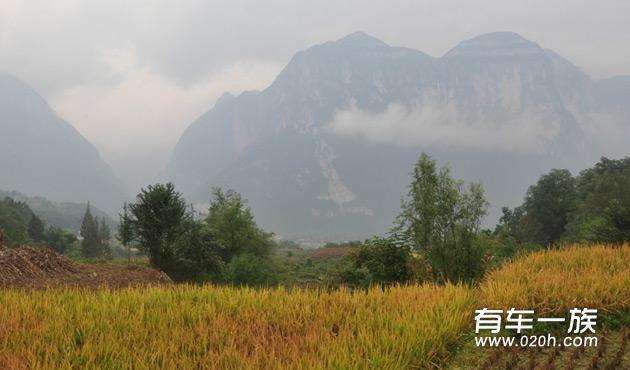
[
  {"left": 99, "top": 217, "right": 112, "bottom": 257},
  {"left": 27, "top": 213, "right": 45, "bottom": 243},
  {"left": 80, "top": 203, "right": 102, "bottom": 258},
  {"left": 455, "top": 182, "right": 488, "bottom": 280},
  {"left": 44, "top": 226, "right": 77, "bottom": 254},
  {"left": 126, "top": 183, "right": 189, "bottom": 272},
  {"left": 172, "top": 218, "right": 223, "bottom": 281},
  {"left": 396, "top": 153, "right": 441, "bottom": 251},
  {"left": 224, "top": 253, "right": 278, "bottom": 286},
  {"left": 206, "top": 188, "right": 273, "bottom": 262},
  {"left": 517, "top": 169, "right": 576, "bottom": 244},
  {"left": 499, "top": 157, "right": 630, "bottom": 245},
  {"left": 116, "top": 203, "right": 135, "bottom": 262},
  {"left": 395, "top": 153, "right": 488, "bottom": 282},
  {"left": 0, "top": 197, "right": 33, "bottom": 246},
  {"left": 566, "top": 157, "right": 630, "bottom": 243},
  {"left": 337, "top": 237, "right": 412, "bottom": 288},
  {"left": 592, "top": 200, "right": 630, "bottom": 242}
]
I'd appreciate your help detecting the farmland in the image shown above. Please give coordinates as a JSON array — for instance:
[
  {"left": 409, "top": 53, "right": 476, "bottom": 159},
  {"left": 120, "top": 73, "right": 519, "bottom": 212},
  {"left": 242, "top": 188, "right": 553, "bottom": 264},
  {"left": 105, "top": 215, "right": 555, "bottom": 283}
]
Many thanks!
[
  {"left": 481, "top": 245, "right": 630, "bottom": 315},
  {"left": 0, "top": 284, "right": 475, "bottom": 369},
  {"left": 450, "top": 245, "right": 630, "bottom": 369},
  {"left": 0, "top": 244, "right": 628, "bottom": 369}
]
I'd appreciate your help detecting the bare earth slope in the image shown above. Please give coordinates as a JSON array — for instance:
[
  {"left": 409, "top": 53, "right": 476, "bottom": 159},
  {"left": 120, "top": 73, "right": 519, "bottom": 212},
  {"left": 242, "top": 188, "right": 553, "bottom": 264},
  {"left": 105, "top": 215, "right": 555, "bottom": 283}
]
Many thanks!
[{"left": 0, "top": 247, "right": 171, "bottom": 289}]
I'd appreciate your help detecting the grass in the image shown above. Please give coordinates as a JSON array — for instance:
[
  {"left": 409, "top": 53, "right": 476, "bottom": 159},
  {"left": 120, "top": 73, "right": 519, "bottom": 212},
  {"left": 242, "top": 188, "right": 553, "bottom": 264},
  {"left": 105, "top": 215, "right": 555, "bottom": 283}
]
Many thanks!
[
  {"left": 69, "top": 255, "right": 151, "bottom": 268},
  {"left": 1, "top": 244, "right": 628, "bottom": 369}
]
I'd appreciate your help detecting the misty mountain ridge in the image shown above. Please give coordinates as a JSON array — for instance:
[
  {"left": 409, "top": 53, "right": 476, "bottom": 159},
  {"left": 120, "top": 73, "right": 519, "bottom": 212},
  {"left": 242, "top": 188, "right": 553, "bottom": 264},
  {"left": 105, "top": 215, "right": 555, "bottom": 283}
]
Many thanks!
[
  {"left": 168, "top": 31, "right": 630, "bottom": 240},
  {"left": 0, "top": 72, "right": 128, "bottom": 216},
  {"left": 1, "top": 32, "right": 627, "bottom": 240}
]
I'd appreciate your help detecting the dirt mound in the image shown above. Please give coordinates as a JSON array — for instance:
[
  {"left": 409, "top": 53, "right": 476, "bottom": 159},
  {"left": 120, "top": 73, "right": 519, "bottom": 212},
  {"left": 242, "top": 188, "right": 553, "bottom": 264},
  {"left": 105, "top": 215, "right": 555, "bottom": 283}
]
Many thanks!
[
  {"left": 76, "top": 264, "right": 172, "bottom": 289},
  {"left": 0, "top": 247, "right": 78, "bottom": 285},
  {"left": 0, "top": 247, "right": 171, "bottom": 289}
]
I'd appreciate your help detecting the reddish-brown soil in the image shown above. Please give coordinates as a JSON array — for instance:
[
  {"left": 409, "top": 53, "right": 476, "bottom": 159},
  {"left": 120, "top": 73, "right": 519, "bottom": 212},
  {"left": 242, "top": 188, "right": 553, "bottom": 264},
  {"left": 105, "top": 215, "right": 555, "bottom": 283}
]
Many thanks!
[
  {"left": 309, "top": 247, "right": 353, "bottom": 260},
  {"left": 0, "top": 247, "right": 171, "bottom": 289}
]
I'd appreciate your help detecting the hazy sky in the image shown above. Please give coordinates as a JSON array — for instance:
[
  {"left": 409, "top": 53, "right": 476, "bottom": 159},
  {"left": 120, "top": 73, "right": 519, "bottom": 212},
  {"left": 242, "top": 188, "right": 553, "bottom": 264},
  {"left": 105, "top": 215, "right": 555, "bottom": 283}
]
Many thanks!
[{"left": 1, "top": 0, "right": 629, "bottom": 190}]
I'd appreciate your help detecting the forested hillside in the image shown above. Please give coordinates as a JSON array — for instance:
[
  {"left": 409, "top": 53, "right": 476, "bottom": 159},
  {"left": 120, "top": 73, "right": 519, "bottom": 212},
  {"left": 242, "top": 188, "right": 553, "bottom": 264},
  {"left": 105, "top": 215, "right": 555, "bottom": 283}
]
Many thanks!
[{"left": 0, "top": 190, "right": 114, "bottom": 233}]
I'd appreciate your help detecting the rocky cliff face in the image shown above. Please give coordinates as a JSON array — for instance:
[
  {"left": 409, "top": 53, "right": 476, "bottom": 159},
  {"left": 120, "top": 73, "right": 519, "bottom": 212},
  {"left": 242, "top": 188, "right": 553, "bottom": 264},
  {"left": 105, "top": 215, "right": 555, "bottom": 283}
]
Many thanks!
[{"left": 168, "top": 32, "right": 629, "bottom": 240}]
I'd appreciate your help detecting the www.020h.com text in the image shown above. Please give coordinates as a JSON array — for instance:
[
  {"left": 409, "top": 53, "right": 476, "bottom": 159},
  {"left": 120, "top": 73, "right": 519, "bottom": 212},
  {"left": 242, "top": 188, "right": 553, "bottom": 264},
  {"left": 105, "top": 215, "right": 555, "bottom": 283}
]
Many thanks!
[{"left": 476, "top": 334, "right": 598, "bottom": 348}]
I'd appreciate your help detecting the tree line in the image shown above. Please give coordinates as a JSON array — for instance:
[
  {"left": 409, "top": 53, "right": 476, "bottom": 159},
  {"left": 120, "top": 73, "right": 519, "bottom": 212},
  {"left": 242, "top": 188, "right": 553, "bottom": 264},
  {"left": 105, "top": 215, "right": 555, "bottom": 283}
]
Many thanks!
[
  {"left": 498, "top": 157, "right": 630, "bottom": 246},
  {"left": 3, "top": 153, "right": 629, "bottom": 288},
  {"left": 332, "top": 153, "right": 488, "bottom": 287},
  {"left": 113, "top": 153, "right": 491, "bottom": 286},
  {"left": 0, "top": 197, "right": 77, "bottom": 252},
  {"left": 117, "top": 185, "right": 275, "bottom": 283},
  {"left": 330, "top": 154, "right": 630, "bottom": 288},
  {"left": 79, "top": 203, "right": 112, "bottom": 258}
]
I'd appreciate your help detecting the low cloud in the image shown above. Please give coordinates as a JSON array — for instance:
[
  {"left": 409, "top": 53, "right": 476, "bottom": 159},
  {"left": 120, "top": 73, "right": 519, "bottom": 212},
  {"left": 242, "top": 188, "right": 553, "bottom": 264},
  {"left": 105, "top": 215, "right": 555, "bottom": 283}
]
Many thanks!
[
  {"left": 50, "top": 48, "right": 279, "bottom": 191},
  {"left": 325, "top": 103, "right": 561, "bottom": 153},
  {"left": 578, "top": 112, "right": 630, "bottom": 159}
]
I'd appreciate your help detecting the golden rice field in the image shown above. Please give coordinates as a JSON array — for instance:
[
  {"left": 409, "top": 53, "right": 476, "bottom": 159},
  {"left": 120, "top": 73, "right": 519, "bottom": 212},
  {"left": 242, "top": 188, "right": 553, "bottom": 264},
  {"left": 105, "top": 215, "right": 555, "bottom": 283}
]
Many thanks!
[
  {"left": 0, "top": 244, "right": 628, "bottom": 369},
  {"left": 0, "top": 284, "right": 476, "bottom": 369},
  {"left": 451, "top": 244, "right": 630, "bottom": 369},
  {"left": 481, "top": 244, "right": 630, "bottom": 315}
]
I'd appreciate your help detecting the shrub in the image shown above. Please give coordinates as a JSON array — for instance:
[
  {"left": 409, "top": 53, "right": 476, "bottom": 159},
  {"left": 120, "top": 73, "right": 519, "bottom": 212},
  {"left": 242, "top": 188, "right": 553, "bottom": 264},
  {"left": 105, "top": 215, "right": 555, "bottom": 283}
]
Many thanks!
[{"left": 224, "top": 254, "right": 278, "bottom": 286}]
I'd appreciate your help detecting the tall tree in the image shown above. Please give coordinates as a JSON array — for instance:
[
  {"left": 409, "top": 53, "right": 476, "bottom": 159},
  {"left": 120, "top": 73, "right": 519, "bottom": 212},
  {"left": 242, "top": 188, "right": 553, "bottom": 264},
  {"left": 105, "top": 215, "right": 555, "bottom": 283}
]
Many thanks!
[
  {"left": 567, "top": 157, "right": 630, "bottom": 243},
  {"left": 80, "top": 203, "right": 101, "bottom": 258},
  {"left": 173, "top": 217, "right": 223, "bottom": 281},
  {"left": 99, "top": 217, "right": 111, "bottom": 256},
  {"left": 518, "top": 169, "right": 576, "bottom": 244},
  {"left": 395, "top": 153, "right": 488, "bottom": 282},
  {"left": 500, "top": 157, "right": 630, "bottom": 245},
  {"left": 27, "top": 213, "right": 45, "bottom": 243},
  {"left": 126, "top": 183, "right": 188, "bottom": 271},
  {"left": 205, "top": 188, "right": 273, "bottom": 262},
  {"left": 117, "top": 203, "right": 134, "bottom": 263}
]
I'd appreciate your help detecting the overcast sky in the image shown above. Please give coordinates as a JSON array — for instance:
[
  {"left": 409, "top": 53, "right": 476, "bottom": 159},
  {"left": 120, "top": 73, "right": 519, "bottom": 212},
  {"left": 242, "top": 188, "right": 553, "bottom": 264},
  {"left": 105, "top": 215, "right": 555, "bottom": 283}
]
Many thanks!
[{"left": 1, "top": 0, "right": 629, "bottom": 189}]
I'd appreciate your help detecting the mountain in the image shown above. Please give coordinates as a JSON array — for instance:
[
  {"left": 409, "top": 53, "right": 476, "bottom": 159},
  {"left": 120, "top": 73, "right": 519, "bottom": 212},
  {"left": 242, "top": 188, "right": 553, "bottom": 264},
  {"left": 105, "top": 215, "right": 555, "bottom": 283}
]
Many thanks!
[
  {"left": 168, "top": 32, "right": 630, "bottom": 240},
  {"left": 0, "top": 190, "right": 115, "bottom": 233},
  {"left": 0, "top": 73, "right": 127, "bottom": 215}
]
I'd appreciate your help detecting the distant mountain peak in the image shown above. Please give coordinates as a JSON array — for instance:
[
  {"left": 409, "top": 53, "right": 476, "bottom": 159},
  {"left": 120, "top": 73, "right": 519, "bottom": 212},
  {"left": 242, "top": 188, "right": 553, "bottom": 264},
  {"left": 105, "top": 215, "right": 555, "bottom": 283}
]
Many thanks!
[
  {"left": 215, "top": 92, "right": 235, "bottom": 107},
  {"left": 445, "top": 31, "right": 541, "bottom": 58},
  {"left": 271, "top": 31, "right": 404, "bottom": 90},
  {"left": 335, "top": 32, "right": 388, "bottom": 48},
  {"left": 168, "top": 31, "right": 624, "bottom": 239}
]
